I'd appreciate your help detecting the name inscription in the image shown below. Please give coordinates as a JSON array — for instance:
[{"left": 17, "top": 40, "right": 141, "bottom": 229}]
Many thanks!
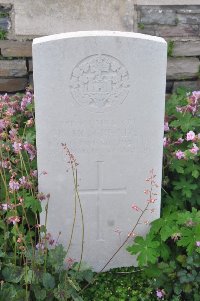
[{"left": 55, "top": 119, "right": 153, "bottom": 154}]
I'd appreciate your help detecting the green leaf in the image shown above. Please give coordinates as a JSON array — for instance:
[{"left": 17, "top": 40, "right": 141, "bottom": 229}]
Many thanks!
[
  {"left": 42, "top": 272, "right": 55, "bottom": 290},
  {"left": 160, "top": 242, "right": 171, "bottom": 260},
  {"left": 0, "top": 283, "right": 17, "bottom": 300},
  {"left": 173, "top": 177, "right": 198, "bottom": 198},
  {"left": 177, "top": 224, "right": 200, "bottom": 255},
  {"left": 150, "top": 213, "right": 178, "bottom": 241},
  {"left": 170, "top": 113, "right": 200, "bottom": 132},
  {"left": 32, "top": 285, "right": 46, "bottom": 301},
  {"left": 24, "top": 269, "right": 34, "bottom": 284},
  {"left": 0, "top": 249, "right": 5, "bottom": 258},
  {"left": 48, "top": 244, "right": 66, "bottom": 272},
  {"left": 192, "top": 169, "right": 199, "bottom": 179},
  {"left": 24, "top": 195, "right": 42, "bottom": 213},
  {"left": 127, "top": 235, "right": 160, "bottom": 266},
  {"left": 2, "top": 265, "right": 24, "bottom": 283},
  {"left": 25, "top": 130, "right": 36, "bottom": 144}
]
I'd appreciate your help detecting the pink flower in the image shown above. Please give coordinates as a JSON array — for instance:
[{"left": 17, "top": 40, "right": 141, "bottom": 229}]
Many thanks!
[
  {"left": 19, "top": 176, "right": 32, "bottom": 189},
  {"left": 196, "top": 241, "right": 200, "bottom": 247},
  {"left": 20, "top": 92, "right": 33, "bottom": 111},
  {"left": 190, "top": 143, "right": 199, "bottom": 155},
  {"left": 31, "top": 170, "right": 38, "bottom": 178},
  {"left": 7, "top": 216, "right": 20, "bottom": 225},
  {"left": 163, "top": 137, "right": 168, "bottom": 147},
  {"left": 26, "top": 118, "right": 34, "bottom": 127},
  {"left": 0, "top": 160, "right": 10, "bottom": 169},
  {"left": 13, "top": 142, "right": 22, "bottom": 153},
  {"left": 192, "top": 90, "right": 200, "bottom": 100},
  {"left": 23, "top": 142, "right": 36, "bottom": 160},
  {"left": 36, "top": 242, "right": 45, "bottom": 251},
  {"left": 66, "top": 257, "right": 75, "bottom": 268},
  {"left": 9, "top": 128, "right": 18, "bottom": 139},
  {"left": 156, "top": 289, "right": 165, "bottom": 299},
  {"left": 0, "top": 119, "right": 6, "bottom": 132},
  {"left": 175, "top": 138, "right": 184, "bottom": 144},
  {"left": 46, "top": 233, "right": 56, "bottom": 247},
  {"left": 186, "top": 131, "right": 196, "bottom": 141},
  {"left": 37, "top": 192, "right": 47, "bottom": 201},
  {"left": 2, "top": 93, "right": 9, "bottom": 102},
  {"left": 0, "top": 203, "right": 9, "bottom": 211},
  {"left": 148, "top": 198, "right": 157, "bottom": 203},
  {"left": 9, "top": 179, "right": 20, "bottom": 191},
  {"left": 164, "top": 122, "right": 169, "bottom": 132},
  {"left": 176, "top": 106, "right": 183, "bottom": 113},
  {"left": 175, "top": 150, "right": 185, "bottom": 160},
  {"left": 131, "top": 204, "right": 140, "bottom": 211},
  {"left": 6, "top": 107, "right": 15, "bottom": 116}
]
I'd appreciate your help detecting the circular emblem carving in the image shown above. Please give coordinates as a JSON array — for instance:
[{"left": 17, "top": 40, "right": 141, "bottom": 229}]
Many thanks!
[{"left": 70, "top": 54, "right": 129, "bottom": 112}]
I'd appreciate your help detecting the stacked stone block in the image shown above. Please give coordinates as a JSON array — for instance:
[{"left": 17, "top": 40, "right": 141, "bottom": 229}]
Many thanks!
[
  {"left": 137, "top": 5, "right": 200, "bottom": 93},
  {"left": 0, "top": 41, "right": 32, "bottom": 92},
  {"left": 0, "top": 4, "right": 32, "bottom": 93}
]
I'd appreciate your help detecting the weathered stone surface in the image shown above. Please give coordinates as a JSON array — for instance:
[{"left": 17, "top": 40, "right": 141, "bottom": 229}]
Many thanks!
[
  {"left": 33, "top": 31, "right": 167, "bottom": 271},
  {"left": 0, "top": 60, "right": 27, "bottom": 77},
  {"left": 167, "top": 57, "right": 200, "bottom": 80},
  {"left": 0, "top": 78, "right": 27, "bottom": 92},
  {"left": 15, "top": 0, "right": 134, "bottom": 35},
  {"left": 177, "top": 13, "right": 200, "bottom": 24},
  {"left": 135, "top": 1, "right": 200, "bottom": 4},
  {"left": 28, "top": 73, "right": 33, "bottom": 88},
  {"left": 0, "top": 1, "right": 13, "bottom": 5},
  {"left": 138, "top": 25, "right": 156, "bottom": 35},
  {"left": 138, "top": 24, "right": 199, "bottom": 37},
  {"left": 0, "top": 17, "right": 10, "bottom": 30},
  {"left": 178, "top": 6, "right": 200, "bottom": 14},
  {"left": 173, "top": 39, "right": 200, "bottom": 56},
  {"left": 157, "top": 24, "right": 199, "bottom": 37},
  {"left": 0, "top": 4, "right": 12, "bottom": 11},
  {"left": 0, "top": 41, "right": 32, "bottom": 57},
  {"left": 28, "top": 59, "right": 33, "bottom": 72},
  {"left": 166, "top": 80, "right": 173, "bottom": 93},
  {"left": 138, "top": 6, "right": 176, "bottom": 25},
  {"left": 173, "top": 80, "right": 200, "bottom": 92}
]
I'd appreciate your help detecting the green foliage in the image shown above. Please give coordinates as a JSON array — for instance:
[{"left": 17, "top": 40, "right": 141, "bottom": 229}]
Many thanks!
[
  {"left": 127, "top": 208, "right": 200, "bottom": 299},
  {"left": 82, "top": 266, "right": 157, "bottom": 301},
  {"left": 0, "top": 91, "right": 93, "bottom": 300},
  {"left": 127, "top": 89, "right": 200, "bottom": 300},
  {"left": 0, "top": 28, "right": 6, "bottom": 40},
  {"left": 163, "top": 88, "right": 200, "bottom": 210},
  {"left": 127, "top": 234, "right": 159, "bottom": 266},
  {"left": 167, "top": 40, "right": 174, "bottom": 57},
  {"left": 138, "top": 23, "right": 145, "bottom": 30}
]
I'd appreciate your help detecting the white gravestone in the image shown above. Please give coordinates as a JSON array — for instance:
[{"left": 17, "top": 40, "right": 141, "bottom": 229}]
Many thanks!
[{"left": 33, "top": 31, "right": 167, "bottom": 271}]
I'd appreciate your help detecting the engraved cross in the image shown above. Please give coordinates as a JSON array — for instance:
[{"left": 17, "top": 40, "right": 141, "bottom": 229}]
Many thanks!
[{"left": 79, "top": 161, "right": 127, "bottom": 241}]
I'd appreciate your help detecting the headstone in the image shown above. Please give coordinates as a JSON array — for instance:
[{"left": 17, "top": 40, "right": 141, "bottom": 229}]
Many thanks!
[{"left": 33, "top": 31, "right": 167, "bottom": 271}]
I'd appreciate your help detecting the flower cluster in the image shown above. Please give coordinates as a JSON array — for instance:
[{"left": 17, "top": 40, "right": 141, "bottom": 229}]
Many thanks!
[
  {"left": 0, "top": 89, "right": 45, "bottom": 255},
  {"left": 163, "top": 91, "right": 200, "bottom": 163},
  {"left": 176, "top": 91, "right": 200, "bottom": 115},
  {"left": 36, "top": 232, "right": 57, "bottom": 251}
]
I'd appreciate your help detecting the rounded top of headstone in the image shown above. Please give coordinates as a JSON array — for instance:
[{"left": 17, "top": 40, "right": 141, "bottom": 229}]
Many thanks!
[{"left": 33, "top": 30, "right": 166, "bottom": 46}]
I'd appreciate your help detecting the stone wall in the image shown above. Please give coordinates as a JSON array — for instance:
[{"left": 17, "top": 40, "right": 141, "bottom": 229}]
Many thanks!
[
  {"left": 0, "top": 1, "right": 200, "bottom": 93},
  {"left": 137, "top": 5, "right": 200, "bottom": 93}
]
